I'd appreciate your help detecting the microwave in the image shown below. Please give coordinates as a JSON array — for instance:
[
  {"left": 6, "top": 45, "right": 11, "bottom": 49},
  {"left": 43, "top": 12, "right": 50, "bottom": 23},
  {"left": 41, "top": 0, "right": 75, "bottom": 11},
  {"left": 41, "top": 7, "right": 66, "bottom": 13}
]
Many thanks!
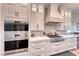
[{"left": 4, "top": 20, "right": 28, "bottom": 31}]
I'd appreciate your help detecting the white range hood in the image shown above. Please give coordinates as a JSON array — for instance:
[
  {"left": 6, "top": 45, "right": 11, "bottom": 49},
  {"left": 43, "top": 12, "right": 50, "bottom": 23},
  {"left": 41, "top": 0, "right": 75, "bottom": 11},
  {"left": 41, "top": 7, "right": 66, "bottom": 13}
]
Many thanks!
[{"left": 46, "top": 4, "right": 64, "bottom": 23}]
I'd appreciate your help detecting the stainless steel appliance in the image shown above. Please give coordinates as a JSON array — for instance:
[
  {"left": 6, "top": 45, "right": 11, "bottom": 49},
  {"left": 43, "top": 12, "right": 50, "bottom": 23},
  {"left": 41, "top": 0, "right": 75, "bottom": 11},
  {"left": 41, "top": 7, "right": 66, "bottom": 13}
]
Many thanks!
[
  {"left": 47, "top": 32, "right": 64, "bottom": 42},
  {"left": 4, "top": 20, "right": 28, "bottom": 55}
]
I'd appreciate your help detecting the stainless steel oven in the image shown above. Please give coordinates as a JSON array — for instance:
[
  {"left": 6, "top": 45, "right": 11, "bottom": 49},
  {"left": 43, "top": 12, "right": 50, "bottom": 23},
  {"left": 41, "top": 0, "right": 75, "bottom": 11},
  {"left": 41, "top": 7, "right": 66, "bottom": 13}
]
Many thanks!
[
  {"left": 4, "top": 20, "right": 28, "bottom": 31},
  {"left": 4, "top": 20, "right": 28, "bottom": 55}
]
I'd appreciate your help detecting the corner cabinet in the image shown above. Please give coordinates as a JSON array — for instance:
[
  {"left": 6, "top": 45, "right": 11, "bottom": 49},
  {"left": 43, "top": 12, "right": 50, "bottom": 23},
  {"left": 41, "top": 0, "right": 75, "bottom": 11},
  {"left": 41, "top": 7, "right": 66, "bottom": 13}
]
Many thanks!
[{"left": 30, "top": 4, "right": 44, "bottom": 31}]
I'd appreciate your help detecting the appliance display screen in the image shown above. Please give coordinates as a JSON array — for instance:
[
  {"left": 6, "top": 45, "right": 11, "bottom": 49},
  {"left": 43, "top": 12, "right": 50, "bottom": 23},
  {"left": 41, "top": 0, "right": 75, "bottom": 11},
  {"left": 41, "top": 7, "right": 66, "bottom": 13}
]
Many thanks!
[
  {"left": 4, "top": 21, "right": 28, "bottom": 31},
  {"left": 4, "top": 23, "right": 14, "bottom": 31}
]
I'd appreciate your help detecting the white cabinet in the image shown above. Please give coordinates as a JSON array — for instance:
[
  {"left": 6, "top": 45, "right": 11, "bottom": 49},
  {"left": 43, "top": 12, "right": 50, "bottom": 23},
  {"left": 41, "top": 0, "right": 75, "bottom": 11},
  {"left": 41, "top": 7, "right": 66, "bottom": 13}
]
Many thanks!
[
  {"left": 64, "top": 37, "right": 77, "bottom": 49},
  {"left": 49, "top": 36, "right": 77, "bottom": 55},
  {"left": 30, "top": 4, "right": 44, "bottom": 31},
  {"left": 2, "top": 4, "right": 16, "bottom": 17},
  {"left": 29, "top": 39, "right": 50, "bottom": 56},
  {"left": 30, "top": 12, "right": 37, "bottom": 30},
  {"left": 19, "top": 6, "right": 27, "bottom": 18},
  {"left": 2, "top": 4, "right": 29, "bottom": 22},
  {"left": 37, "top": 13, "right": 44, "bottom": 30},
  {"left": 15, "top": 4, "right": 28, "bottom": 19}
]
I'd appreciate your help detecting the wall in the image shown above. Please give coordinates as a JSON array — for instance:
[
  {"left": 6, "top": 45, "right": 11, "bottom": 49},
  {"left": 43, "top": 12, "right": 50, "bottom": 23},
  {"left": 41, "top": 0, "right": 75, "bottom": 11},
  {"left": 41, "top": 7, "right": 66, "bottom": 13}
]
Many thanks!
[{"left": 0, "top": 4, "right": 4, "bottom": 55}]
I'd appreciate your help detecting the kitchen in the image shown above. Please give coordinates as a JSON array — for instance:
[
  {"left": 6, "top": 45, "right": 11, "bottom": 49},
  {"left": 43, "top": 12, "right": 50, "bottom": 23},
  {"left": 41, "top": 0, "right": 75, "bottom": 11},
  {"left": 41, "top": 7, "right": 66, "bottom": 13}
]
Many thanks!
[{"left": 0, "top": 3, "right": 78, "bottom": 56}]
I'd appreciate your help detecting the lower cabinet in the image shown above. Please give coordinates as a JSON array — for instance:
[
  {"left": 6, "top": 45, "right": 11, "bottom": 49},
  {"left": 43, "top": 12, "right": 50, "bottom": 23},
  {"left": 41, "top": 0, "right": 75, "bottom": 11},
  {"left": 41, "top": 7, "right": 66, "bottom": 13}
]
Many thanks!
[
  {"left": 6, "top": 36, "right": 77, "bottom": 56},
  {"left": 29, "top": 39, "right": 51, "bottom": 56}
]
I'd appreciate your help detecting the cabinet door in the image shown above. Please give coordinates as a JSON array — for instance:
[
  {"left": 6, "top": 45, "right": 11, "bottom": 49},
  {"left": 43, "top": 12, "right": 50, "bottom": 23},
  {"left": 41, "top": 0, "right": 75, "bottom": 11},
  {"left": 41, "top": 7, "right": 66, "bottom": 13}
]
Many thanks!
[
  {"left": 19, "top": 6, "right": 27, "bottom": 18},
  {"left": 30, "top": 9, "right": 44, "bottom": 30},
  {"left": 30, "top": 11, "right": 37, "bottom": 30},
  {"left": 36, "top": 12, "right": 44, "bottom": 30},
  {"left": 2, "top": 4, "right": 16, "bottom": 17}
]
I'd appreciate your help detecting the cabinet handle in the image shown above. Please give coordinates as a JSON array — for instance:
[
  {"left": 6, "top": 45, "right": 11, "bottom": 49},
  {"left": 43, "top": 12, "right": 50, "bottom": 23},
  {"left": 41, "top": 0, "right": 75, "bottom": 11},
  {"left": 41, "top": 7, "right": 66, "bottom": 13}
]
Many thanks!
[{"left": 15, "top": 11, "right": 19, "bottom": 17}]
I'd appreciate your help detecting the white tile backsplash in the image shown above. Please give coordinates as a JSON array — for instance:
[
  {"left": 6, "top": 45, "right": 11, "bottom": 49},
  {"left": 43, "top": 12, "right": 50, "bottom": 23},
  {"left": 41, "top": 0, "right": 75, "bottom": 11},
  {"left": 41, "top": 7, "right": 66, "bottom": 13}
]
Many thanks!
[{"left": 44, "top": 25, "right": 56, "bottom": 34}]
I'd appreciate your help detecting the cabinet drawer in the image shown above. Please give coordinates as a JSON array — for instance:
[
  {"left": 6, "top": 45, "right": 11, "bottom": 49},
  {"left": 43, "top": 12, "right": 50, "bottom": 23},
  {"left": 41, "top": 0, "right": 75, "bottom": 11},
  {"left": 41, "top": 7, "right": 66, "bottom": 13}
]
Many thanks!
[
  {"left": 30, "top": 40, "right": 50, "bottom": 48},
  {"left": 29, "top": 44, "right": 44, "bottom": 51}
]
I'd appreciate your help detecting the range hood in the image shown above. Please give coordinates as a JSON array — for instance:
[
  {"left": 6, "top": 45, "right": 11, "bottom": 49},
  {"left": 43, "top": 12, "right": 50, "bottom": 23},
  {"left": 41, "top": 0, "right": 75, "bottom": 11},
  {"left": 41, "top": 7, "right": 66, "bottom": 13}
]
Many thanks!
[{"left": 45, "top": 4, "right": 64, "bottom": 23}]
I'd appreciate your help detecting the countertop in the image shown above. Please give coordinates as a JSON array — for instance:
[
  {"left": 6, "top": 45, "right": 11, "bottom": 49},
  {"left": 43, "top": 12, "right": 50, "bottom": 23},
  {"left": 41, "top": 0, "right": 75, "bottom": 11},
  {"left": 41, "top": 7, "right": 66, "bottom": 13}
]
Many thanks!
[
  {"left": 30, "top": 34, "right": 76, "bottom": 41},
  {"left": 30, "top": 36, "right": 50, "bottom": 41},
  {"left": 60, "top": 34, "right": 76, "bottom": 38}
]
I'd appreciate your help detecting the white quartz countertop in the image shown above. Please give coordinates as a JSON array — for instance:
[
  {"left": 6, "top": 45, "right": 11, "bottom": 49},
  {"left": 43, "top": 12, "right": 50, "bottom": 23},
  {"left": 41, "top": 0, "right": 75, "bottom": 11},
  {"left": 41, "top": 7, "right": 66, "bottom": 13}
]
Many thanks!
[
  {"left": 60, "top": 34, "right": 76, "bottom": 38},
  {"left": 30, "top": 36, "right": 50, "bottom": 41}
]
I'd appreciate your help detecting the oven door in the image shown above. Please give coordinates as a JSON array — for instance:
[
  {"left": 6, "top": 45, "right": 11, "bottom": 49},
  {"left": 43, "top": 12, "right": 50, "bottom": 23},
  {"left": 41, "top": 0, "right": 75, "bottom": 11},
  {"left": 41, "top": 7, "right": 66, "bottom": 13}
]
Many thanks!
[
  {"left": 4, "top": 21, "right": 14, "bottom": 31},
  {"left": 5, "top": 41, "right": 17, "bottom": 51},
  {"left": 14, "top": 21, "right": 25, "bottom": 31},
  {"left": 5, "top": 40, "right": 28, "bottom": 55}
]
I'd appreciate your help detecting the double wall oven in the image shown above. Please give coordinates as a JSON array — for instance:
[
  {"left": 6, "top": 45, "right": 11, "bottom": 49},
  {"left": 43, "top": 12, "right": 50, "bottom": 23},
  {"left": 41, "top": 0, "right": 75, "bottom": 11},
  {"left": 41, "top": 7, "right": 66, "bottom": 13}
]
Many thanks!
[{"left": 4, "top": 20, "right": 29, "bottom": 55}]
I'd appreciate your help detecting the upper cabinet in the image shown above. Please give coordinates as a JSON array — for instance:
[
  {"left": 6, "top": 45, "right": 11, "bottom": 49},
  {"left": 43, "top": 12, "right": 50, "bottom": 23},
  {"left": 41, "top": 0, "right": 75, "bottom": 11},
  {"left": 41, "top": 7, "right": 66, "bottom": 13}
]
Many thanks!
[
  {"left": 2, "top": 4, "right": 16, "bottom": 17},
  {"left": 2, "top": 3, "right": 29, "bottom": 22},
  {"left": 30, "top": 4, "right": 44, "bottom": 31},
  {"left": 15, "top": 4, "right": 28, "bottom": 19}
]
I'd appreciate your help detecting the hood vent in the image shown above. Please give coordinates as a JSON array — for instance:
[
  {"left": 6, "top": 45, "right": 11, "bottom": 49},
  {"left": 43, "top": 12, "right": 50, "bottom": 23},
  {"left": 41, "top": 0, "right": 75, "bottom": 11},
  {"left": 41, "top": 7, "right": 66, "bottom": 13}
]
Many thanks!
[{"left": 45, "top": 4, "right": 64, "bottom": 23}]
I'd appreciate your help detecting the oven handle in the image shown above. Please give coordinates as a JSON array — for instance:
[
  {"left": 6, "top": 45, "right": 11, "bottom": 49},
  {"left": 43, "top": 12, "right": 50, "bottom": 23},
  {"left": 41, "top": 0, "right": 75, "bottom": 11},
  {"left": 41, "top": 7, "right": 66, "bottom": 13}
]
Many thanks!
[{"left": 15, "top": 34, "right": 20, "bottom": 37}]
